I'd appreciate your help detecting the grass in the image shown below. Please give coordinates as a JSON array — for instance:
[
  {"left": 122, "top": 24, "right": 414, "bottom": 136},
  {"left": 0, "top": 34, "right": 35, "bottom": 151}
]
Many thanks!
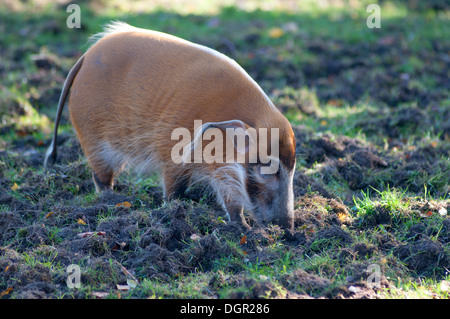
[
  {"left": 386, "top": 275, "right": 450, "bottom": 299},
  {"left": 0, "top": 0, "right": 449, "bottom": 300},
  {"left": 353, "top": 186, "right": 410, "bottom": 220}
]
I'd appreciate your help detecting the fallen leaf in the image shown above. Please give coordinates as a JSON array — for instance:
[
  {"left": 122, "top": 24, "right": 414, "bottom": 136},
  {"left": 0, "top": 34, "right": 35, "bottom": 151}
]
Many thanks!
[
  {"left": 440, "top": 280, "right": 449, "bottom": 292},
  {"left": 5, "top": 265, "right": 11, "bottom": 272},
  {"left": 15, "top": 130, "right": 28, "bottom": 137},
  {"left": 240, "top": 235, "right": 247, "bottom": 245},
  {"left": 77, "top": 231, "right": 106, "bottom": 238},
  {"left": 10, "top": 183, "right": 19, "bottom": 191},
  {"left": 112, "top": 242, "right": 127, "bottom": 251},
  {"left": 425, "top": 210, "right": 433, "bottom": 217},
  {"left": 348, "top": 286, "right": 359, "bottom": 294},
  {"left": 77, "top": 232, "right": 92, "bottom": 238},
  {"left": 116, "top": 284, "right": 130, "bottom": 291},
  {"left": 115, "top": 201, "right": 132, "bottom": 208},
  {"left": 190, "top": 234, "right": 201, "bottom": 241},
  {"left": 45, "top": 211, "right": 54, "bottom": 219},
  {"left": 120, "top": 265, "right": 134, "bottom": 278},
  {"left": 92, "top": 292, "right": 109, "bottom": 298},
  {"left": 268, "top": 27, "right": 284, "bottom": 38},
  {"left": 337, "top": 212, "right": 348, "bottom": 222},
  {"left": 0, "top": 287, "right": 13, "bottom": 298},
  {"left": 77, "top": 218, "right": 87, "bottom": 225},
  {"left": 127, "top": 279, "right": 138, "bottom": 289},
  {"left": 118, "top": 263, "right": 139, "bottom": 286},
  {"left": 327, "top": 99, "right": 343, "bottom": 106},
  {"left": 430, "top": 141, "right": 438, "bottom": 148}
]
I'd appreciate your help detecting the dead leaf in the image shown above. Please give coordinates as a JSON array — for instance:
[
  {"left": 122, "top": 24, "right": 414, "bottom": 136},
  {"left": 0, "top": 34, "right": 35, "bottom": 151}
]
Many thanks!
[
  {"left": 112, "top": 242, "right": 127, "bottom": 251},
  {"left": 430, "top": 141, "right": 438, "bottom": 148},
  {"left": 118, "top": 263, "right": 139, "bottom": 285},
  {"left": 348, "top": 285, "right": 360, "bottom": 294},
  {"left": 120, "top": 265, "right": 134, "bottom": 278},
  {"left": 15, "top": 129, "right": 28, "bottom": 137},
  {"left": 327, "top": 99, "right": 343, "bottom": 106},
  {"left": 77, "top": 231, "right": 92, "bottom": 238},
  {"left": 127, "top": 279, "right": 138, "bottom": 289},
  {"left": 115, "top": 201, "right": 132, "bottom": 208},
  {"left": 77, "top": 231, "right": 106, "bottom": 238},
  {"left": 268, "top": 27, "right": 284, "bottom": 38},
  {"left": 92, "top": 292, "right": 109, "bottom": 298},
  {"left": 440, "top": 280, "right": 449, "bottom": 292},
  {"left": 337, "top": 212, "right": 348, "bottom": 222},
  {"left": 426, "top": 210, "right": 433, "bottom": 217},
  {"left": 116, "top": 284, "right": 130, "bottom": 291},
  {"left": 240, "top": 235, "right": 247, "bottom": 245},
  {"left": 10, "top": 183, "right": 19, "bottom": 191},
  {"left": 45, "top": 211, "right": 54, "bottom": 219},
  {"left": 0, "top": 287, "right": 13, "bottom": 298},
  {"left": 77, "top": 218, "right": 87, "bottom": 225}
]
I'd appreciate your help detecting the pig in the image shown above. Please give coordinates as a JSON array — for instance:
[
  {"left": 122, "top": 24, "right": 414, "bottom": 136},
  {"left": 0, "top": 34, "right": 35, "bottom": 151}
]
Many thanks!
[{"left": 44, "top": 22, "right": 296, "bottom": 230}]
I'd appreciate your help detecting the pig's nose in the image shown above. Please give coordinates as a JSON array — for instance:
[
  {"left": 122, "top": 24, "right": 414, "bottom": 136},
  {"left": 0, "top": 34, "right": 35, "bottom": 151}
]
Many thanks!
[{"left": 272, "top": 216, "right": 293, "bottom": 230}]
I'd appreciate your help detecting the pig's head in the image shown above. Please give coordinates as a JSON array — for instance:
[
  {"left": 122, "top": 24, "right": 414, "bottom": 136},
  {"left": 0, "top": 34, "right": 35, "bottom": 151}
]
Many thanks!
[
  {"left": 245, "top": 124, "right": 296, "bottom": 230},
  {"left": 188, "top": 119, "right": 296, "bottom": 230}
]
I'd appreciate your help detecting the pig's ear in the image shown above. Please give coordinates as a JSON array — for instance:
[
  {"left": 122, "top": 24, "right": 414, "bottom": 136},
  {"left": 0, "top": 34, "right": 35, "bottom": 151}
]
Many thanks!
[
  {"left": 184, "top": 120, "right": 255, "bottom": 161},
  {"left": 204, "top": 120, "right": 254, "bottom": 154},
  {"left": 204, "top": 120, "right": 248, "bottom": 132}
]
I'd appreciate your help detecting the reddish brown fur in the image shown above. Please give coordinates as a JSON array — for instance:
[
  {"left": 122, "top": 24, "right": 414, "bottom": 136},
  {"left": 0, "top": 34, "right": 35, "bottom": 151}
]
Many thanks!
[{"left": 47, "top": 23, "right": 296, "bottom": 229}]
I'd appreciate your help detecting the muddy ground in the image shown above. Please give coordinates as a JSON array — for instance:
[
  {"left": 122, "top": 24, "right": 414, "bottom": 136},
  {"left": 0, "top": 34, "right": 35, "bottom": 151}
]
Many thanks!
[{"left": 0, "top": 1, "right": 449, "bottom": 299}]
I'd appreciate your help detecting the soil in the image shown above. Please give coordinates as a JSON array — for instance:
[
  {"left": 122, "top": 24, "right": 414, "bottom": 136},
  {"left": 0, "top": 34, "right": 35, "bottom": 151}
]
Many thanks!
[{"left": 0, "top": 3, "right": 449, "bottom": 299}]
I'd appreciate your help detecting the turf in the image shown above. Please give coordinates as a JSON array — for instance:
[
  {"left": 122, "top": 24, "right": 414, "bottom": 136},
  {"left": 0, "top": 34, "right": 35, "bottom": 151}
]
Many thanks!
[{"left": 0, "top": 0, "right": 449, "bottom": 299}]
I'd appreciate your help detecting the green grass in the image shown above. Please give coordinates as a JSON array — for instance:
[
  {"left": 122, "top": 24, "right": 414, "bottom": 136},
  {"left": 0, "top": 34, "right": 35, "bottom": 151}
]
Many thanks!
[
  {"left": 0, "top": 0, "right": 449, "bottom": 300},
  {"left": 385, "top": 275, "right": 450, "bottom": 299},
  {"left": 353, "top": 187, "right": 410, "bottom": 219}
]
